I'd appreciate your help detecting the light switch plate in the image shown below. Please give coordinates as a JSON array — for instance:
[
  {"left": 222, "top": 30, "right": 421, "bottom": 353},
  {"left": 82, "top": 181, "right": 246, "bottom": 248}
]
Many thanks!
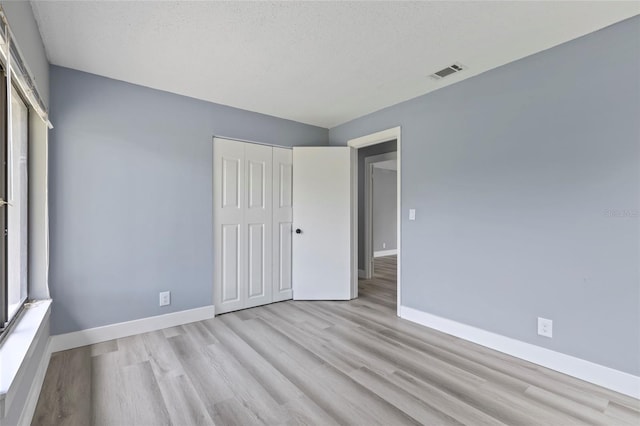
[{"left": 409, "top": 209, "right": 416, "bottom": 221}]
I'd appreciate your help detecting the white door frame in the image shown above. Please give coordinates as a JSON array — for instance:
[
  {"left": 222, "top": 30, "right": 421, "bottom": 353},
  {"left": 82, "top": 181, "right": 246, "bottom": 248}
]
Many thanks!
[
  {"left": 348, "top": 126, "right": 402, "bottom": 316},
  {"left": 363, "top": 151, "right": 397, "bottom": 280}
]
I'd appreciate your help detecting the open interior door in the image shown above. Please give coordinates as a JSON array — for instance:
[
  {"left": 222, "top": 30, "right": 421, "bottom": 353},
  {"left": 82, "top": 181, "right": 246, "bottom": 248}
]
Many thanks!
[{"left": 292, "top": 147, "right": 357, "bottom": 300}]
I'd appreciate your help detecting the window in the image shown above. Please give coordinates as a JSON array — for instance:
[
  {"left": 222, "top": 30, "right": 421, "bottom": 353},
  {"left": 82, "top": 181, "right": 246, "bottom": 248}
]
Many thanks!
[{"left": 0, "top": 72, "right": 29, "bottom": 334}]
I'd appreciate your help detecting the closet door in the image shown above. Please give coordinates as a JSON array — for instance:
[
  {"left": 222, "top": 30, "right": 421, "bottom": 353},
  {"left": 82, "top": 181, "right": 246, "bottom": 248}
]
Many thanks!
[
  {"left": 213, "top": 139, "right": 245, "bottom": 314},
  {"left": 272, "top": 147, "right": 293, "bottom": 302},
  {"left": 243, "top": 143, "right": 273, "bottom": 309}
]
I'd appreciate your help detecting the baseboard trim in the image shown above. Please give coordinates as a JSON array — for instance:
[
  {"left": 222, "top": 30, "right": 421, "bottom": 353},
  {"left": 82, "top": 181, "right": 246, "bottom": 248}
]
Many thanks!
[
  {"left": 50, "top": 305, "right": 216, "bottom": 353},
  {"left": 399, "top": 305, "right": 640, "bottom": 399},
  {"left": 374, "top": 249, "right": 397, "bottom": 257},
  {"left": 358, "top": 269, "right": 366, "bottom": 278},
  {"left": 17, "top": 339, "right": 52, "bottom": 426}
]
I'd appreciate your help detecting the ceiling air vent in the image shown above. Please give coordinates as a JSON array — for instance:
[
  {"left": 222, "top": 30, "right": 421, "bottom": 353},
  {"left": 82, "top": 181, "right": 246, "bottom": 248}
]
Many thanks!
[{"left": 430, "top": 63, "right": 466, "bottom": 80}]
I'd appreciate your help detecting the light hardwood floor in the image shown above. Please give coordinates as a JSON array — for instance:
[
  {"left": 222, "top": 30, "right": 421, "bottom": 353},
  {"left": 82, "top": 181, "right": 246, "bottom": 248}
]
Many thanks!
[{"left": 33, "top": 256, "right": 640, "bottom": 425}]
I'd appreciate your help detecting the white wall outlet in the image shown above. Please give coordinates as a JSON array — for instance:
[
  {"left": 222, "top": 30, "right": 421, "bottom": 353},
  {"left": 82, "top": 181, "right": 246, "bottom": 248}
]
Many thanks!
[
  {"left": 159, "top": 291, "right": 171, "bottom": 307},
  {"left": 538, "top": 317, "right": 553, "bottom": 338},
  {"left": 409, "top": 209, "right": 416, "bottom": 221},
  {"left": 383, "top": 243, "right": 386, "bottom": 249}
]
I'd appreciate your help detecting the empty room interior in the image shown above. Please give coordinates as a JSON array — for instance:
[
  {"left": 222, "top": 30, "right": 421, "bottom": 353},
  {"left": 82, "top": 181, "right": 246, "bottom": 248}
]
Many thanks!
[{"left": 0, "top": 1, "right": 639, "bottom": 425}]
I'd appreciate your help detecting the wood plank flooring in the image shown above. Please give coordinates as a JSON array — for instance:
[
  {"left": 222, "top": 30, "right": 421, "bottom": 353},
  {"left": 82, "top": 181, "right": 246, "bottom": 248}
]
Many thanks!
[{"left": 33, "top": 256, "right": 640, "bottom": 425}]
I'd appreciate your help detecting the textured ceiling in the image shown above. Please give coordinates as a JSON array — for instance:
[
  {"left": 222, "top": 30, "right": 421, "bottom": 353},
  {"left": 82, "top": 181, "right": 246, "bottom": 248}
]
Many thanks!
[{"left": 31, "top": 1, "right": 639, "bottom": 128}]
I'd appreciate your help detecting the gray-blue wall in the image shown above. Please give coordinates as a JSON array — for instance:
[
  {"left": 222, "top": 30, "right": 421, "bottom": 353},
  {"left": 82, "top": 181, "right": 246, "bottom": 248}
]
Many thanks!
[
  {"left": 373, "top": 167, "right": 397, "bottom": 253},
  {"left": 330, "top": 17, "right": 640, "bottom": 375},
  {"left": 49, "top": 66, "right": 328, "bottom": 335}
]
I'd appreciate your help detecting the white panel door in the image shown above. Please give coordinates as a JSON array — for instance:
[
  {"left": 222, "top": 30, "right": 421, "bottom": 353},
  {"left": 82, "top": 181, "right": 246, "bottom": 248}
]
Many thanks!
[
  {"left": 243, "top": 143, "right": 273, "bottom": 309},
  {"left": 213, "top": 138, "right": 245, "bottom": 314},
  {"left": 272, "top": 147, "right": 293, "bottom": 302},
  {"left": 292, "top": 147, "right": 356, "bottom": 300}
]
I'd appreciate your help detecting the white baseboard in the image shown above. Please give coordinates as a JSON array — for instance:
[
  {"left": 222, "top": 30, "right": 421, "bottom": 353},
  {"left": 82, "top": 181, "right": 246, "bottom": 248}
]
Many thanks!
[
  {"left": 374, "top": 249, "right": 397, "bottom": 258},
  {"left": 358, "top": 269, "right": 366, "bottom": 278},
  {"left": 17, "top": 339, "right": 52, "bottom": 426},
  {"left": 399, "top": 305, "right": 640, "bottom": 399},
  {"left": 50, "top": 305, "right": 216, "bottom": 353}
]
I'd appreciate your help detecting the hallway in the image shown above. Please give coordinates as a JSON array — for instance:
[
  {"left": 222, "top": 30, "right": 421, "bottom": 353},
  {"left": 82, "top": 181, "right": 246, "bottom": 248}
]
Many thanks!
[{"left": 358, "top": 255, "right": 397, "bottom": 312}]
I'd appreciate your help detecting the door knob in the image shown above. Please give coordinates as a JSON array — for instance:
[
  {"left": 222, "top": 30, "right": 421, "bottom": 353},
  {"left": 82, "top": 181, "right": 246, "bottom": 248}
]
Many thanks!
[{"left": 295, "top": 228, "right": 302, "bottom": 234}]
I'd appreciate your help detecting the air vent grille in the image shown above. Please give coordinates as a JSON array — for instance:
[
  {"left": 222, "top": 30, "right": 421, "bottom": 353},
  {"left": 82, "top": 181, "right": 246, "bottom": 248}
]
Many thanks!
[{"left": 430, "top": 63, "right": 466, "bottom": 80}]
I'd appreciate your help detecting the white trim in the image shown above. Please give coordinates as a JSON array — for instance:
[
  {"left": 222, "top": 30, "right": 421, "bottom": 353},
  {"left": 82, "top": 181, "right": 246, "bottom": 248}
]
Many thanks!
[
  {"left": 29, "top": 116, "right": 50, "bottom": 300},
  {"left": 364, "top": 152, "right": 397, "bottom": 280},
  {"left": 350, "top": 147, "right": 358, "bottom": 299},
  {"left": 348, "top": 126, "right": 402, "bottom": 317},
  {"left": 16, "top": 339, "right": 52, "bottom": 426},
  {"left": 374, "top": 249, "right": 397, "bottom": 257},
  {"left": 50, "top": 306, "right": 216, "bottom": 353},
  {"left": 399, "top": 305, "right": 640, "bottom": 399},
  {"left": 0, "top": 300, "right": 51, "bottom": 417},
  {"left": 358, "top": 269, "right": 366, "bottom": 278},
  {"left": 348, "top": 127, "right": 401, "bottom": 150}
]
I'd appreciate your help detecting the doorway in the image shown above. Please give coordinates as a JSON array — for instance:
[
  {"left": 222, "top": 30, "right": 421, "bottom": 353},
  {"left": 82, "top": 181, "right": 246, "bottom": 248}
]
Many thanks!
[
  {"left": 363, "top": 150, "right": 397, "bottom": 278},
  {"left": 348, "top": 127, "right": 401, "bottom": 316},
  {"left": 212, "top": 130, "right": 400, "bottom": 314}
]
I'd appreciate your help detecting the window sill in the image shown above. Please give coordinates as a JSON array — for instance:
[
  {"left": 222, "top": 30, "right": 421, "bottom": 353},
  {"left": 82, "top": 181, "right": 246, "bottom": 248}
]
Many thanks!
[{"left": 0, "top": 299, "right": 51, "bottom": 418}]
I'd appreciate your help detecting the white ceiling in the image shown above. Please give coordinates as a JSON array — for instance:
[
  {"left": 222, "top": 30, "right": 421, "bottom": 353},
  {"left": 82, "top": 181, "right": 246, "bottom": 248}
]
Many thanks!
[{"left": 31, "top": 1, "right": 639, "bottom": 128}]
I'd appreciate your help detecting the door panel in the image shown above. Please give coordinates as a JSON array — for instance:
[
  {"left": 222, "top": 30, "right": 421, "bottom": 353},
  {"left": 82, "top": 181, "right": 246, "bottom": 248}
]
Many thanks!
[
  {"left": 292, "top": 147, "right": 355, "bottom": 300},
  {"left": 214, "top": 139, "right": 245, "bottom": 314},
  {"left": 272, "top": 147, "right": 293, "bottom": 302},
  {"left": 222, "top": 157, "right": 240, "bottom": 208},
  {"left": 278, "top": 222, "right": 292, "bottom": 292},
  {"left": 243, "top": 143, "right": 272, "bottom": 309},
  {"left": 279, "top": 163, "right": 293, "bottom": 207},
  {"left": 248, "top": 223, "right": 265, "bottom": 298},
  {"left": 221, "top": 224, "right": 240, "bottom": 303},
  {"left": 248, "top": 160, "right": 265, "bottom": 209}
]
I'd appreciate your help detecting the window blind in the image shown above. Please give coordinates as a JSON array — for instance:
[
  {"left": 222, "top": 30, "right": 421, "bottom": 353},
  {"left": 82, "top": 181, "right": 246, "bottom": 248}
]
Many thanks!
[{"left": 0, "top": 7, "right": 51, "bottom": 129}]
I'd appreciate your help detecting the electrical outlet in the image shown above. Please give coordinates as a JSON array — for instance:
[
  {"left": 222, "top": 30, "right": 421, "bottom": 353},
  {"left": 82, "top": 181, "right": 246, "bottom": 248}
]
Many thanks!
[
  {"left": 538, "top": 317, "right": 553, "bottom": 338},
  {"left": 159, "top": 291, "right": 171, "bottom": 307},
  {"left": 409, "top": 209, "right": 416, "bottom": 221},
  {"left": 383, "top": 243, "right": 386, "bottom": 249}
]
